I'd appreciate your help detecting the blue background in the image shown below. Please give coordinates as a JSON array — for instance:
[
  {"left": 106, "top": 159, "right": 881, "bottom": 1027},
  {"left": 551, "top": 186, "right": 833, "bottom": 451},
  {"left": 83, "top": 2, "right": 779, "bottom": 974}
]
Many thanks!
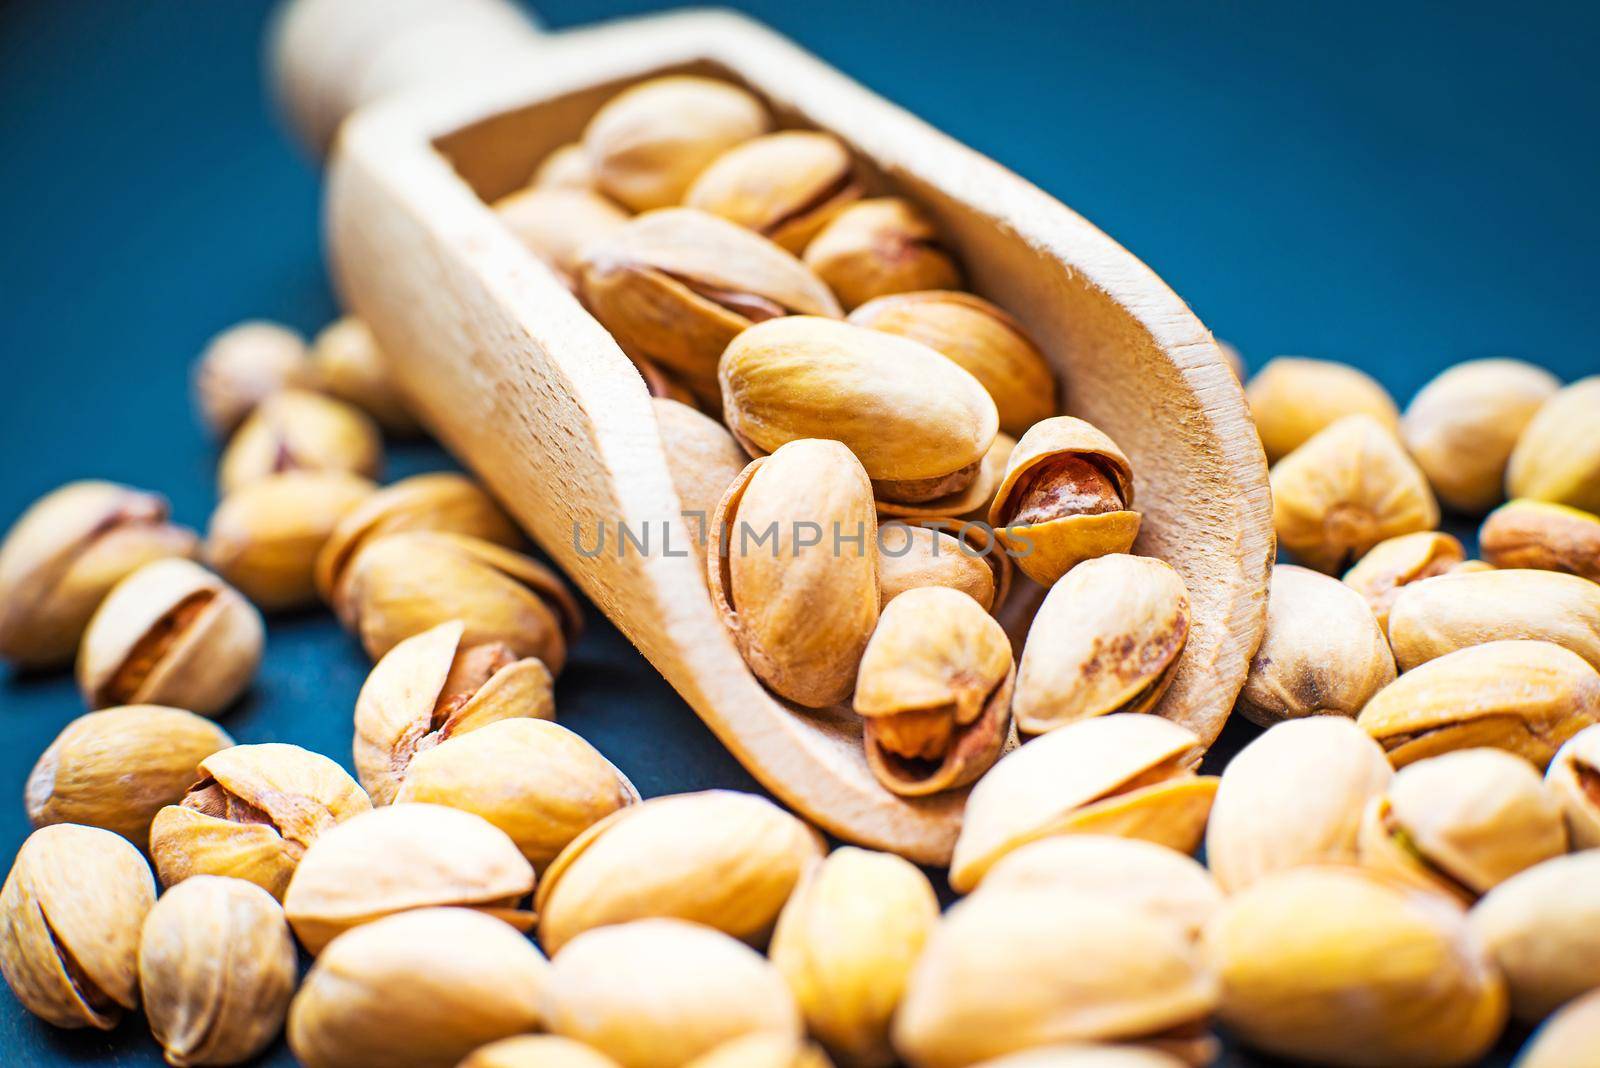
[{"left": 3, "top": 1, "right": 1596, "bottom": 1064}]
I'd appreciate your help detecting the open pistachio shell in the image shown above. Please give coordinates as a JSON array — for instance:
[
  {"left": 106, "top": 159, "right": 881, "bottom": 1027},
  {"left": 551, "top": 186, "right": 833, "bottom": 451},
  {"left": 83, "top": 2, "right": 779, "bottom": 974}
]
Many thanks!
[
  {"left": 192, "top": 320, "right": 311, "bottom": 438},
  {"left": 1470, "top": 851, "right": 1600, "bottom": 1022},
  {"left": 1481, "top": 499, "right": 1600, "bottom": 581},
  {"left": 1341, "top": 530, "right": 1467, "bottom": 634},
  {"left": 218, "top": 388, "right": 383, "bottom": 496},
  {"left": 1246, "top": 357, "right": 1399, "bottom": 464},
  {"left": 875, "top": 433, "right": 1014, "bottom": 521},
  {"left": 1514, "top": 987, "right": 1600, "bottom": 1068},
  {"left": 1545, "top": 723, "right": 1600, "bottom": 849},
  {"left": 802, "top": 197, "right": 963, "bottom": 311},
  {"left": 1386, "top": 567, "right": 1600, "bottom": 672},
  {"left": 1506, "top": 376, "right": 1600, "bottom": 513},
  {"left": 685, "top": 130, "right": 863, "bottom": 252}
]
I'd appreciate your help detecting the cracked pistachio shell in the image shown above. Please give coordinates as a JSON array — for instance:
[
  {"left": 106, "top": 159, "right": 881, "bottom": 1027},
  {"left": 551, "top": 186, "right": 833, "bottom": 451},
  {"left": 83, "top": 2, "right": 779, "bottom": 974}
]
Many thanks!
[
  {"left": 544, "top": 919, "right": 801, "bottom": 1068},
  {"left": 535, "top": 790, "right": 822, "bottom": 954},
  {"left": 76, "top": 558, "right": 264, "bottom": 716},
  {"left": 987, "top": 418, "right": 1139, "bottom": 587},
  {"left": 204, "top": 470, "right": 376, "bottom": 611},
  {"left": 0, "top": 481, "right": 199, "bottom": 669},
  {"left": 877, "top": 433, "right": 1015, "bottom": 523},
  {"left": 1246, "top": 357, "right": 1399, "bottom": 463},
  {"left": 1205, "top": 717, "right": 1393, "bottom": 894},
  {"left": 1507, "top": 376, "right": 1600, "bottom": 513},
  {"left": 1238, "top": 564, "right": 1395, "bottom": 726},
  {"left": 1546, "top": 724, "right": 1600, "bottom": 849},
  {"left": 854, "top": 586, "right": 1014, "bottom": 797},
  {"left": 1515, "top": 987, "right": 1600, "bottom": 1068},
  {"left": 685, "top": 131, "right": 863, "bottom": 252},
  {"left": 1341, "top": 531, "right": 1467, "bottom": 634},
  {"left": 1402, "top": 359, "right": 1561, "bottom": 514},
  {"left": 1387, "top": 568, "right": 1600, "bottom": 673},
  {"left": 1203, "top": 866, "right": 1507, "bottom": 1068},
  {"left": 968, "top": 1049, "right": 1187, "bottom": 1068},
  {"left": 533, "top": 143, "right": 596, "bottom": 190},
  {"left": 653, "top": 398, "right": 749, "bottom": 563},
  {"left": 0, "top": 824, "right": 155, "bottom": 1030},
  {"left": 1481, "top": 499, "right": 1600, "bottom": 581},
  {"left": 354, "top": 620, "right": 556, "bottom": 805},
  {"left": 894, "top": 888, "right": 1219, "bottom": 1068},
  {"left": 583, "top": 76, "right": 771, "bottom": 211},
  {"left": 495, "top": 187, "right": 630, "bottom": 283},
  {"left": 192, "top": 320, "right": 312, "bottom": 438},
  {"left": 1358, "top": 640, "right": 1600, "bottom": 770},
  {"left": 27, "top": 705, "right": 234, "bottom": 850},
  {"left": 769, "top": 847, "right": 939, "bottom": 1067},
  {"left": 138, "top": 876, "right": 296, "bottom": 1067},
  {"left": 149, "top": 743, "right": 372, "bottom": 900},
  {"left": 1014, "top": 555, "right": 1189, "bottom": 734},
  {"left": 308, "top": 317, "right": 421, "bottom": 435},
  {"left": 686, "top": 1034, "right": 835, "bottom": 1068},
  {"left": 802, "top": 198, "right": 962, "bottom": 311},
  {"left": 877, "top": 523, "right": 998, "bottom": 612},
  {"left": 709, "top": 440, "right": 880, "bottom": 708},
  {"left": 289, "top": 907, "right": 548, "bottom": 1068},
  {"left": 948, "top": 714, "right": 1217, "bottom": 893},
  {"left": 849, "top": 291, "right": 1057, "bottom": 437},
  {"left": 1470, "top": 851, "right": 1600, "bottom": 1022},
  {"left": 283, "top": 803, "right": 535, "bottom": 955},
  {"left": 1270, "top": 414, "right": 1439, "bottom": 573},
  {"left": 217, "top": 389, "right": 383, "bottom": 496},
  {"left": 462, "top": 1036, "right": 622, "bottom": 1068}
]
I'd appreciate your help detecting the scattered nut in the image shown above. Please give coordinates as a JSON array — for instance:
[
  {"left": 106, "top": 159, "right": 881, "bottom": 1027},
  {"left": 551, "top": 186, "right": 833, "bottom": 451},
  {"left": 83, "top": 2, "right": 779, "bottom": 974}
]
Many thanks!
[
  {"left": 802, "top": 198, "right": 962, "bottom": 311},
  {"left": 685, "top": 130, "right": 863, "bottom": 252},
  {"left": 495, "top": 187, "right": 630, "bottom": 283},
  {"left": 1545, "top": 723, "right": 1600, "bottom": 849},
  {"left": 1506, "top": 376, "right": 1600, "bottom": 513},
  {"left": 1341, "top": 530, "right": 1467, "bottom": 633},
  {"left": 1480, "top": 498, "right": 1600, "bottom": 581},
  {"left": 193, "top": 321, "right": 311, "bottom": 438},
  {"left": 1469, "top": 851, "right": 1600, "bottom": 1023},
  {"left": 217, "top": 388, "right": 383, "bottom": 496},
  {"left": 308, "top": 317, "right": 421, "bottom": 435},
  {"left": 1246, "top": 356, "right": 1399, "bottom": 463},
  {"left": 1385, "top": 566, "right": 1600, "bottom": 672}
]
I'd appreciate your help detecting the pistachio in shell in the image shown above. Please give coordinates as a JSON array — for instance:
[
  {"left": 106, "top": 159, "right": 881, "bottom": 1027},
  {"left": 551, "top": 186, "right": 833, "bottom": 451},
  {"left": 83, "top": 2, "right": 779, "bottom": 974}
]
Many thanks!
[
  {"left": 1514, "top": 987, "right": 1600, "bottom": 1068},
  {"left": 1469, "top": 851, "right": 1600, "bottom": 1022},
  {"left": 1341, "top": 530, "right": 1467, "bottom": 634},
  {"left": 532, "top": 143, "right": 596, "bottom": 190},
  {"left": 1481, "top": 498, "right": 1600, "bottom": 582},
  {"left": 307, "top": 317, "right": 421, "bottom": 436},
  {"left": 461, "top": 1035, "right": 623, "bottom": 1068},
  {"left": 217, "top": 388, "right": 383, "bottom": 496},
  {"left": 192, "top": 320, "right": 311, "bottom": 438},
  {"left": 802, "top": 197, "right": 962, "bottom": 311},
  {"left": 1386, "top": 567, "right": 1600, "bottom": 673},
  {"left": 685, "top": 1034, "right": 835, "bottom": 1068},
  {"left": 1545, "top": 723, "right": 1600, "bottom": 849},
  {"left": 495, "top": 186, "right": 629, "bottom": 281},
  {"left": 653, "top": 397, "right": 750, "bottom": 560},
  {"left": 877, "top": 522, "right": 999, "bottom": 612},
  {"left": 685, "top": 130, "right": 863, "bottom": 252},
  {"left": 1506, "top": 376, "right": 1600, "bottom": 513},
  {"left": 1245, "top": 356, "right": 1399, "bottom": 463},
  {"left": 875, "top": 432, "right": 1015, "bottom": 523},
  {"left": 966, "top": 1049, "right": 1187, "bottom": 1068}
]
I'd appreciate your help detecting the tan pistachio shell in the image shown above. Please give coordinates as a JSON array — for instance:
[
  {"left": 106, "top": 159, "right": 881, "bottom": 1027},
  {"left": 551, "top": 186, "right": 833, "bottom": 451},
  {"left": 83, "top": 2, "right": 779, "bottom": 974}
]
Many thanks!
[
  {"left": 308, "top": 317, "right": 421, "bottom": 435},
  {"left": 1341, "top": 530, "right": 1467, "bottom": 634},
  {"left": 967, "top": 1049, "right": 1187, "bottom": 1068},
  {"left": 653, "top": 397, "right": 750, "bottom": 564},
  {"left": 1514, "top": 987, "right": 1600, "bottom": 1068},
  {"left": 1246, "top": 357, "right": 1399, "bottom": 463},
  {"left": 877, "top": 523, "right": 997, "bottom": 612},
  {"left": 802, "top": 198, "right": 962, "bottom": 311},
  {"left": 192, "top": 320, "right": 311, "bottom": 438},
  {"left": 1387, "top": 567, "right": 1600, "bottom": 673},
  {"left": 532, "top": 143, "right": 596, "bottom": 190},
  {"left": 685, "top": 130, "right": 862, "bottom": 252},
  {"left": 495, "top": 186, "right": 630, "bottom": 282},
  {"left": 1481, "top": 499, "right": 1600, "bottom": 581},
  {"left": 876, "top": 433, "right": 1014, "bottom": 523},
  {"left": 685, "top": 1034, "right": 835, "bottom": 1068},
  {"left": 1507, "top": 376, "right": 1600, "bottom": 513},
  {"left": 1469, "top": 851, "right": 1600, "bottom": 1022},
  {"left": 1545, "top": 723, "right": 1600, "bottom": 850},
  {"left": 461, "top": 1035, "right": 623, "bottom": 1068},
  {"left": 217, "top": 388, "right": 383, "bottom": 496}
]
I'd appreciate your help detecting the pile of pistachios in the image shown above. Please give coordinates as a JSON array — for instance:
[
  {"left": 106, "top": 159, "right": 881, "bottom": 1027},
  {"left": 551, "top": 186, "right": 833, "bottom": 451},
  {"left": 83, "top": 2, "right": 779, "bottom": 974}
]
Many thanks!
[{"left": 2, "top": 70, "right": 1599, "bottom": 1068}]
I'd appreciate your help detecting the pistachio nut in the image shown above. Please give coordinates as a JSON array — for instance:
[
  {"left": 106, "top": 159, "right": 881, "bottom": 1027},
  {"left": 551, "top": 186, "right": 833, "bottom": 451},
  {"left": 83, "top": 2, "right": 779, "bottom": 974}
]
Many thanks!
[
  {"left": 1545, "top": 723, "right": 1600, "bottom": 849},
  {"left": 1359, "top": 748, "right": 1568, "bottom": 906},
  {"left": 76, "top": 557, "right": 264, "bottom": 716},
  {"left": 1238, "top": 564, "right": 1395, "bottom": 725},
  {"left": 26, "top": 705, "right": 233, "bottom": 849},
  {"left": 1357, "top": 639, "right": 1600, "bottom": 769},
  {"left": 877, "top": 523, "right": 998, "bottom": 612},
  {"left": 308, "top": 317, "right": 421, "bottom": 435},
  {"left": 653, "top": 397, "right": 750, "bottom": 560},
  {"left": 967, "top": 1049, "right": 1187, "bottom": 1068},
  {"left": 769, "top": 847, "right": 939, "bottom": 1068},
  {"left": 1245, "top": 356, "right": 1400, "bottom": 463},
  {"left": 0, "top": 824, "right": 155, "bottom": 1030},
  {"left": 948, "top": 713, "right": 1218, "bottom": 893},
  {"left": 686, "top": 1034, "right": 835, "bottom": 1068},
  {"left": 535, "top": 789, "right": 822, "bottom": 954},
  {"left": 685, "top": 130, "right": 863, "bottom": 252},
  {"left": 1514, "top": 987, "right": 1600, "bottom": 1068},
  {"left": 217, "top": 388, "right": 383, "bottom": 496},
  {"left": 583, "top": 75, "right": 771, "bottom": 211},
  {"left": 288, "top": 906, "right": 548, "bottom": 1068},
  {"left": 1205, "top": 716, "right": 1394, "bottom": 893},
  {"left": 149, "top": 742, "right": 373, "bottom": 900},
  {"left": 1469, "top": 851, "right": 1600, "bottom": 1022},
  {"left": 282, "top": 802, "right": 535, "bottom": 954},
  {"left": 631, "top": 351, "right": 699, "bottom": 406},
  {"left": 353, "top": 619, "right": 556, "bottom": 804},
  {"left": 1202, "top": 866, "right": 1507, "bottom": 1067},
  {"left": 1386, "top": 567, "right": 1600, "bottom": 672},
  {"left": 1402, "top": 358, "right": 1561, "bottom": 513},
  {"left": 495, "top": 186, "right": 630, "bottom": 283},
  {"left": 802, "top": 198, "right": 962, "bottom": 311},
  {"left": 138, "top": 875, "right": 296, "bottom": 1067},
  {"left": 204, "top": 469, "right": 376, "bottom": 611},
  {"left": 987, "top": 417, "right": 1140, "bottom": 587},
  {"left": 1507, "top": 376, "right": 1600, "bottom": 513},
  {"left": 461, "top": 1035, "right": 623, "bottom": 1068},
  {"left": 192, "top": 320, "right": 312, "bottom": 438},
  {"left": 853, "top": 586, "right": 1014, "bottom": 796},
  {"left": 533, "top": 143, "right": 596, "bottom": 190},
  {"left": 709, "top": 440, "right": 880, "bottom": 707},
  {"left": 1270, "top": 413, "right": 1440, "bottom": 573},
  {"left": 894, "top": 888, "right": 1219, "bottom": 1068},
  {"left": 0, "top": 480, "right": 199, "bottom": 668},
  {"left": 1341, "top": 530, "right": 1467, "bottom": 634},
  {"left": 1481, "top": 498, "right": 1600, "bottom": 581},
  {"left": 876, "top": 432, "right": 1015, "bottom": 523},
  {"left": 849, "top": 291, "right": 1057, "bottom": 436}
]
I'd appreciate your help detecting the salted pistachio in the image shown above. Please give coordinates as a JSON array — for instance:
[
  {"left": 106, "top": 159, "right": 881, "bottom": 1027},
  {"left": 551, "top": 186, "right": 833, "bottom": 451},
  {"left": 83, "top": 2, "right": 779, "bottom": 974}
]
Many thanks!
[
  {"left": 1470, "top": 851, "right": 1600, "bottom": 1022},
  {"left": 535, "top": 789, "right": 822, "bottom": 954},
  {"left": 710, "top": 440, "right": 879, "bottom": 707},
  {"left": 288, "top": 907, "right": 548, "bottom": 1068},
  {"left": 308, "top": 317, "right": 421, "bottom": 435},
  {"left": 1481, "top": 499, "right": 1600, "bottom": 581},
  {"left": 0, "top": 824, "right": 155, "bottom": 1030},
  {"left": 1507, "top": 376, "right": 1600, "bottom": 513},
  {"left": 462, "top": 1035, "right": 623, "bottom": 1068},
  {"left": 1205, "top": 716, "right": 1394, "bottom": 893},
  {"left": 987, "top": 418, "right": 1139, "bottom": 587},
  {"left": 849, "top": 291, "right": 1057, "bottom": 437},
  {"left": 854, "top": 586, "right": 1013, "bottom": 797},
  {"left": 1386, "top": 567, "right": 1600, "bottom": 672},
  {"left": 495, "top": 186, "right": 629, "bottom": 282},
  {"left": 217, "top": 388, "right": 383, "bottom": 496},
  {"left": 1545, "top": 723, "right": 1600, "bottom": 849},
  {"left": 1245, "top": 356, "right": 1399, "bottom": 463},
  {"left": 653, "top": 397, "right": 749, "bottom": 560},
  {"left": 968, "top": 1048, "right": 1187, "bottom": 1068},
  {"left": 802, "top": 198, "right": 962, "bottom": 311},
  {"left": 192, "top": 320, "right": 312, "bottom": 437},
  {"left": 1357, "top": 639, "right": 1600, "bottom": 769},
  {"left": 877, "top": 432, "right": 1015, "bottom": 523},
  {"left": 282, "top": 802, "right": 535, "bottom": 954},
  {"left": 1238, "top": 564, "right": 1394, "bottom": 725},
  {"left": 583, "top": 75, "right": 771, "bottom": 211},
  {"left": 1341, "top": 530, "right": 1467, "bottom": 633},
  {"left": 27, "top": 705, "right": 233, "bottom": 849},
  {"left": 204, "top": 469, "right": 376, "bottom": 611},
  {"left": 533, "top": 143, "right": 596, "bottom": 190},
  {"left": 685, "top": 130, "right": 863, "bottom": 252},
  {"left": 138, "top": 875, "right": 296, "bottom": 1067},
  {"left": 1515, "top": 987, "right": 1600, "bottom": 1068},
  {"left": 948, "top": 713, "right": 1218, "bottom": 893},
  {"left": 354, "top": 620, "right": 555, "bottom": 804},
  {"left": 0, "top": 480, "right": 199, "bottom": 668},
  {"left": 1270, "top": 413, "right": 1440, "bottom": 573},
  {"left": 686, "top": 1034, "right": 835, "bottom": 1068},
  {"left": 149, "top": 743, "right": 372, "bottom": 900},
  {"left": 1203, "top": 865, "right": 1507, "bottom": 1067},
  {"left": 877, "top": 523, "right": 998, "bottom": 612},
  {"left": 1402, "top": 358, "right": 1561, "bottom": 513},
  {"left": 76, "top": 558, "right": 264, "bottom": 716},
  {"left": 769, "top": 847, "right": 938, "bottom": 1068}
]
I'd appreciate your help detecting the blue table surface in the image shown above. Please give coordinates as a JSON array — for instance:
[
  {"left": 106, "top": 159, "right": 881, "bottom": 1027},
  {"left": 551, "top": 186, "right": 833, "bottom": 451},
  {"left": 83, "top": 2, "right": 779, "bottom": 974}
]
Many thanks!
[{"left": 3, "top": 1, "right": 1596, "bottom": 1064}]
